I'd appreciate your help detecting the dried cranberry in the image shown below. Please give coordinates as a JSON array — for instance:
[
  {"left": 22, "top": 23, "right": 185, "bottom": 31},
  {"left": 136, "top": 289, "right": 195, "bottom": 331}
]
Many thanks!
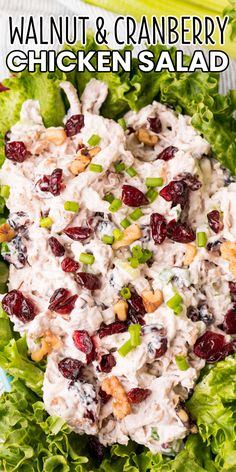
[
  {"left": 38, "top": 175, "right": 50, "bottom": 192},
  {"left": 149, "top": 337, "right": 168, "bottom": 359},
  {"left": 75, "top": 272, "right": 101, "bottom": 290},
  {"left": 73, "top": 330, "right": 95, "bottom": 363},
  {"left": 157, "top": 145, "right": 178, "bottom": 161},
  {"left": 48, "top": 237, "right": 65, "bottom": 257},
  {"left": 223, "top": 308, "right": 236, "bottom": 334},
  {"left": 61, "top": 257, "right": 80, "bottom": 272},
  {"left": 99, "top": 353, "right": 116, "bottom": 373},
  {"left": 2, "top": 289, "right": 36, "bottom": 323},
  {"left": 122, "top": 185, "right": 149, "bottom": 207},
  {"left": 148, "top": 116, "right": 162, "bottom": 133},
  {"left": 128, "top": 292, "right": 146, "bottom": 317},
  {"left": 229, "top": 282, "right": 236, "bottom": 294},
  {"left": 88, "top": 437, "right": 105, "bottom": 463},
  {"left": 97, "top": 321, "right": 127, "bottom": 338},
  {"left": 160, "top": 180, "right": 189, "bottom": 209},
  {"left": 5, "top": 141, "right": 29, "bottom": 163},
  {"left": 194, "top": 331, "right": 225, "bottom": 360},
  {"left": 37, "top": 169, "right": 63, "bottom": 196},
  {"left": 98, "top": 387, "right": 111, "bottom": 404},
  {"left": 48, "top": 288, "right": 77, "bottom": 314},
  {"left": 207, "top": 342, "right": 235, "bottom": 364},
  {"left": 167, "top": 220, "right": 195, "bottom": 243},
  {"left": 207, "top": 210, "right": 223, "bottom": 234},
  {"left": 50, "top": 168, "right": 63, "bottom": 196},
  {"left": 58, "top": 357, "right": 83, "bottom": 380},
  {"left": 175, "top": 173, "right": 202, "bottom": 191},
  {"left": 63, "top": 227, "right": 93, "bottom": 241},
  {"left": 127, "top": 388, "right": 151, "bottom": 404},
  {"left": 150, "top": 213, "right": 167, "bottom": 244},
  {"left": 65, "top": 114, "right": 84, "bottom": 137}
]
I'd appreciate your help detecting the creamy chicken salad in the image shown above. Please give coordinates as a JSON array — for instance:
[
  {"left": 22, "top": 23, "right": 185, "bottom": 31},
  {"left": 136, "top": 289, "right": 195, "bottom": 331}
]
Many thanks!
[{"left": 0, "top": 78, "right": 236, "bottom": 455}]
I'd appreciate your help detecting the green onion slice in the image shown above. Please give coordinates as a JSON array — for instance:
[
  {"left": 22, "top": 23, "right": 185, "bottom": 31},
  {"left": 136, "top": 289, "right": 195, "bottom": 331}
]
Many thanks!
[
  {"left": 120, "top": 287, "right": 131, "bottom": 299},
  {"left": 145, "top": 177, "right": 163, "bottom": 187},
  {"left": 102, "top": 234, "right": 114, "bottom": 245},
  {"left": 197, "top": 231, "right": 207, "bottom": 247},
  {"left": 130, "top": 208, "right": 143, "bottom": 221},
  {"left": 89, "top": 163, "right": 103, "bottom": 173},
  {"left": 88, "top": 134, "right": 101, "bottom": 146},
  {"left": 175, "top": 355, "right": 189, "bottom": 371},
  {"left": 109, "top": 198, "right": 122, "bottom": 213},
  {"left": 64, "top": 201, "right": 80, "bottom": 212},
  {"left": 79, "top": 253, "right": 95, "bottom": 265},
  {"left": 126, "top": 166, "right": 137, "bottom": 177},
  {"left": 39, "top": 217, "right": 53, "bottom": 228}
]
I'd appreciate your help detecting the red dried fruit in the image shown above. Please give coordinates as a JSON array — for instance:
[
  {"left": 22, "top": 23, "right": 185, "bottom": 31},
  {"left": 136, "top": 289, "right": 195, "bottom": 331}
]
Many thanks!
[
  {"left": 2, "top": 289, "right": 36, "bottom": 323},
  {"left": 207, "top": 342, "right": 235, "bottom": 364},
  {"left": 194, "top": 331, "right": 225, "bottom": 360},
  {"left": 148, "top": 337, "right": 168, "bottom": 359},
  {"left": 97, "top": 321, "right": 127, "bottom": 338},
  {"left": 0, "top": 83, "right": 10, "bottom": 92},
  {"left": 50, "top": 168, "right": 63, "bottom": 196},
  {"left": 127, "top": 388, "right": 151, "bottom": 404},
  {"left": 5, "top": 141, "right": 29, "bottom": 163},
  {"left": 99, "top": 353, "right": 116, "bottom": 373},
  {"left": 48, "top": 237, "right": 65, "bottom": 257},
  {"left": 75, "top": 272, "right": 101, "bottom": 290},
  {"left": 98, "top": 387, "right": 111, "bottom": 404},
  {"left": 150, "top": 213, "right": 167, "bottom": 244},
  {"left": 175, "top": 173, "right": 202, "bottom": 191},
  {"left": 223, "top": 308, "right": 236, "bottom": 334},
  {"left": 148, "top": 116, "right": 162, "bottom": 133},
  {"left": 38, "top": 175, "right": 50, "bottom": 192},
  {"left": 167, "top": 220, "right": 195, "bottom": 243},
  {"left": 122, "top": 185, "right": 149, "bottom": 207},
  {"left": 160, "top": 180, "right": 189, "bottom": 209},
  {"left": 229, "top": 282, "right": 236, "bottom": 294},
  {"left": 48, "top": 288, "right": 77, "bottom": 314},
  {"left": 128, "top": 292, "right": 146, "bottom": 317},
  {"left": 73, "top": 330, "right": 95, "bottom": 363},
  {"left": 61, "top": 257, "right": 80, "bottom": 272},
  {"left": 65, "top": 114, "right": 84, "bottom": 137},
  {"left": 207, "top": 210, "right": 223, "bottom": 234},
  {"left": 63, "top": 227, "right": 93, "bottom": 241},
  {"left": 157, "top": 145, "right": 178, "bottom": 161},
  {"left": 58, "top": 357, "right": 83, "bottom": 380},
  {"left": 38, "top": 168, "right": 63, "bottom": 196}
]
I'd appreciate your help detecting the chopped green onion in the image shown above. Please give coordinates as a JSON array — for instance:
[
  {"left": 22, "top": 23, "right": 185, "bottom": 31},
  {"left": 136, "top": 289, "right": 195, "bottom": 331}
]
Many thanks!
[
  {"left": 145, "top": 177, "right": 163, "bottom": 187},
  {"left": 129, "top": 208, "right": 143, "bottom": 221},
  {"left": 117, "top": 118, "right": 126, "bottom": 129},
  {"left": 129, "top": 257, "right": 139, "bottom": 268},
  {"left": 128, "top": 324, "right": 141, "bottom": 347},
  {"left": 173, "top": 305, "right": 183, "bottom": 315},
  {"left": 64, "top": 201, "right": 80, "bottom": 212},
  {"left": 132, "top": 245, "right": 143, "bottom": 259},
  {"left": 120, "top": 287, "right": 131, "bottom": 299},
  {"left": 114, "top": 161, "right": 125, "bottom": 173},
  {"left": 126, "top": 166, "right": 137, "bottom": 177},
  {"left": 0, "top": 185, "right": 10, "bottom": 198},
  {"left": 1, "top": 243, "right": 10, "bottom": 254},
  {"left": 102, "top": 234, "right": 114, "bottom": 245},
  {"left": 79, "top": 253, "right": 95, "bottom": 265},
  {"left": 138, "top": 249, "right": 153, "bottom": 264},
  {"left": 166, "top": 292, "right": 183, "bottom": 310},
  {"left": 145, "top": 188, "right": 158, "bottom": 203},
  {"left": 104, "top": 193, "right": 114, "bottom": 204},
  {"left": 120, "top": 217, "right": 131, "bottom": 229},
  {"left": 118, "top": 339, "right": 133, "bottom": 357},
  {"left": 39, "top": 217, "right": 53, "bottom": 228},
  {"left": 109, "top": 198, "right": 122, "bottom": 213},
  {"left": 197, "top": 231, "right": 207, "bottom": 247},
  {"left": 88, "top": 134, "right": 101, "bottom": 147},
  {"left": 151, "top": 427, "right": 160, "bottom": 441},
  {"left": 175, "top": 355, "right": 189, "bottom": 371},
  {"left": 113, "top": 228, "right": 123, "bottom": 241},
  {"left": 89, "top": 163, "right": 103, "bottom": 173}
]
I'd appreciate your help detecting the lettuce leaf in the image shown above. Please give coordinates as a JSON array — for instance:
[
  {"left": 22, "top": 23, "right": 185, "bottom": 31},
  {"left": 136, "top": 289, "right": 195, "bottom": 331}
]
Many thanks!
[
  {"left": 0, "top": 307, "right": 44, "bottom": 396},
  {"left": 187, "top": 355, "right": 236, "bottom": 471}
]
